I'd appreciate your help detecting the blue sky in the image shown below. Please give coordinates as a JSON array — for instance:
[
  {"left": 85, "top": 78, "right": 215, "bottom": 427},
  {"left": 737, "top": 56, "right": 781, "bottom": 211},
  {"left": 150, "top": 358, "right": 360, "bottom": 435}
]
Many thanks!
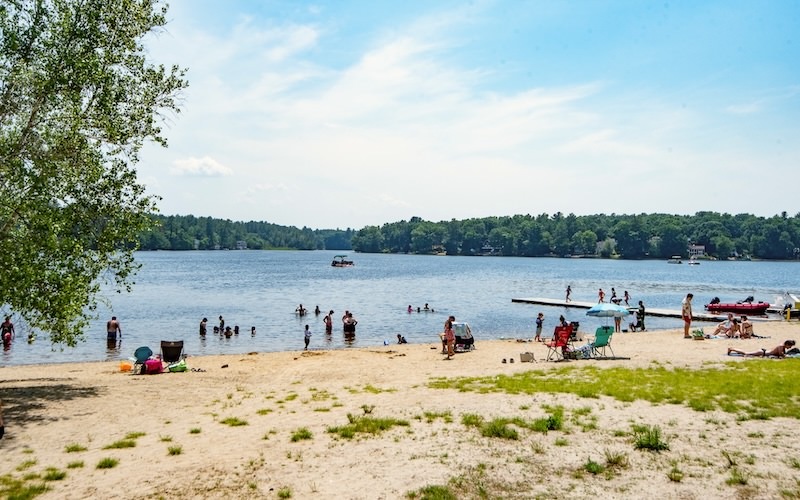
[{"left": 138, "top": 1, "right": 800, "bottom": 229}]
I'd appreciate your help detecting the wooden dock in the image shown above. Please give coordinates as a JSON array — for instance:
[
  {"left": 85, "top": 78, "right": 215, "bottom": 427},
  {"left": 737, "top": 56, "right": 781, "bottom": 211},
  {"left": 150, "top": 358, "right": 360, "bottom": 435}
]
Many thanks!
[{"left": 510, "top": 297, "right": 779, "bottom": 322}]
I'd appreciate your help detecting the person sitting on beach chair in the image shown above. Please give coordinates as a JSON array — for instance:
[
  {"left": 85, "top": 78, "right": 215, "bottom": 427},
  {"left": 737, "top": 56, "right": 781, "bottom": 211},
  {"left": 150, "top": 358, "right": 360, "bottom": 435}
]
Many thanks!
[{"left": 727, "top": 339, "right": 795, "bottom": 358}]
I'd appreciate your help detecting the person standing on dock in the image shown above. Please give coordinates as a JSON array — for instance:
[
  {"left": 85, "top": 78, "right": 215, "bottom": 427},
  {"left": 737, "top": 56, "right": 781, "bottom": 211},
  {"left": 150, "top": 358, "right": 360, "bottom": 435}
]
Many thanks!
[
  {"left": 682, "top": 293, "right": 693, "bottom": 338},
  {"left": 598, "top": 288, "right": 605, "bottom": 303},
  {"left": 565, "top": 285, "right": 572, "bottom": 302}
]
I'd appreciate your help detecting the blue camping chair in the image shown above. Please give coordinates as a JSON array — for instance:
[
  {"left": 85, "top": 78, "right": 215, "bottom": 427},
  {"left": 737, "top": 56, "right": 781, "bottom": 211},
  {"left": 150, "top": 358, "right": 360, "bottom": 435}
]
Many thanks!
[
  {"left": 132, "top": 346, "right": 153, "bottom": 375},
  {"left": 590, "top": 326, "right": 615, "bottom": 358}
]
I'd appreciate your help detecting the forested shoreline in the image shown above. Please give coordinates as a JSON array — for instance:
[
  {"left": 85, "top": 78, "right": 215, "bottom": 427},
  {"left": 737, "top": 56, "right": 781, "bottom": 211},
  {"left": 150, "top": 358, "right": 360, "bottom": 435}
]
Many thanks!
[{"left": 138, "top": 211, "right": 800, "bottom": 260}]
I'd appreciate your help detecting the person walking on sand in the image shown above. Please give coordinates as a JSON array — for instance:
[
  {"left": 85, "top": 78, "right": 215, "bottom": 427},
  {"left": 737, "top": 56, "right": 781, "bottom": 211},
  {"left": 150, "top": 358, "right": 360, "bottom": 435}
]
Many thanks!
[
  {"left": 534, "top": 312, "right": 544, "bottom": 342},
  {"left": 565, "top": 285, "right": 572, "bottom": 302},
  {"left": 443, "top": 317, "right": 455, "bottom": 359},
  {"left": 106, "top": 316, "right": 122, "bottom": 342},
  {"left": 682, "top": 293, "right": 694, "bottom": 338},
  {"left": 303, "top": 324, "right": 312, "bottom": 350}
]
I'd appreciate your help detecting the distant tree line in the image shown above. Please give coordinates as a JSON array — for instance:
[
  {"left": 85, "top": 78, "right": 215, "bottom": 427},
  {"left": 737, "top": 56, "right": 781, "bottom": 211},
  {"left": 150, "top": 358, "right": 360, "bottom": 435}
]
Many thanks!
[
  {"left": 138, "top": 214, "right": 354, "bottom": 251},
  {"left": 350, "top": 212, "right": 800, "bottom": 260}
]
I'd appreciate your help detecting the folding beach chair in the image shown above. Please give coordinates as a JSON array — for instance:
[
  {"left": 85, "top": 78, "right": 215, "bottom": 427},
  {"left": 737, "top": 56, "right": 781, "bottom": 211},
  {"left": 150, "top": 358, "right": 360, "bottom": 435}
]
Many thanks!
[
  {"left": 590, "top": 326, "right": 615, "bottom": 359},
  {"left": 160, "top": 340, "right": 185, "bottom": 364},
  {"left": 545, "top": 325, "right": 573, "bottom": 361},
  {"left": 132, "top": 346, "right": 153, "bottom": 375}
]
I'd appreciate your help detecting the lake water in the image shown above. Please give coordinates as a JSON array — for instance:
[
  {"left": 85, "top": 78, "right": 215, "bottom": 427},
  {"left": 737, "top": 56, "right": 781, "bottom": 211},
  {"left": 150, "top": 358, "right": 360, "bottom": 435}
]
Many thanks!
[{"left": 2, "top": 251, "right": 796, "bottom": 366}]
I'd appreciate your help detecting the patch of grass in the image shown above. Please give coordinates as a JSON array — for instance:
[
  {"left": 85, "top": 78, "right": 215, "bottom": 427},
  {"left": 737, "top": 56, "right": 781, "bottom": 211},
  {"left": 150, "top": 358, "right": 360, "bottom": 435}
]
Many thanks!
[
  {"left": 726, "top": 467, "right": 749, "bottom": 485},
  {"left": 604, "top": 449, "right": 629, "bottom": 469},
  {"left": 220, "top": 417, "right": 248, "bottom": 427},
  {"left": 256, "top": 408, "right": 273, "bottom": 415},
  {"left": 363, "top": 384, "right": 395, "bottom": 394},
  {"left": 159, "top": 435, "right": 173, "bottom": 442},
  {"left": 461, "top": 413, "right": 484, "bottom": 428},
  {"left": 632, "top": 424, "right": 669, "bottom": 452},
  {"left": 313, "top": 407, "right": 331, "bottom": 412},
  {"left": 189, "top": 428, "right": 201, "bottom": 434},
  {"left": 96, "top": 458, "right": 119, "bottom": 469},
  {"left": 583, "top": 459, "right": 605, "bottom": 475},
  {"left": 667, "top": 464, "right": 684, "bottom": 482},
  {"left": 125, "top": 432, "right": 146, "bottom": 439},
  {"left": 747, "top": 431, "right": 764, "bottom": 439},
  {"left": 16, "top": 460, "right": 37, "bottom": 471},
  {"left": 64, "top": 443, "right": 87, "bottom": 453},
  {"left": 42, "top": 468, "right": 66, "bottom": 481},
  {"left": 103, "top": 439, "right": 136, "bottom": 449},
  {"left": 290, "top": 428, "right": 313, "bottom": 442},
  {"left": 0, "top": 475, "right": 49, "bottom": 499},
  {"left": 428, "top": 362, "right": 800, "bottom": 420},
  {"left": 531, "top": 407, "right": 564, "bottom": 433},
  {"left": 554, "top": 437, "right": 568, "bottom": 447},
  {"left": 277, "top": 486, "right": 292, "bottom": 498},
  {"left": 406, "top": 484, "right": 459, "bottom": 500},
  {"left": 66, "top": 461, "right": 84, "bottom": 469},
  {"left": 789, "top": 457, "right": 800, "bottom": 469},
  {"left": 480, "top": 419, "right": 519, "bottom": 440},
  {"left": 422, "top": 411, "right": 453, "bottom": 424},
  {"left": 361, "top": 404, "right": 375, "bottom": 415},
  {"left": 327, "top": 413, "right": 409, "bottom": 439},
  {"left": 168, "top": 446, "right": 183, "bottom": 456}
]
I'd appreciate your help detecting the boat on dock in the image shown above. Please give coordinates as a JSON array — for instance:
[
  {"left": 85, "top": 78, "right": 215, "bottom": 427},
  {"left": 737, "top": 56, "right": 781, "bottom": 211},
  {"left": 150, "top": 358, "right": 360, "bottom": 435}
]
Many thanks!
[{"left": 704, "top": 296, "right": 770, "bottom": 315}]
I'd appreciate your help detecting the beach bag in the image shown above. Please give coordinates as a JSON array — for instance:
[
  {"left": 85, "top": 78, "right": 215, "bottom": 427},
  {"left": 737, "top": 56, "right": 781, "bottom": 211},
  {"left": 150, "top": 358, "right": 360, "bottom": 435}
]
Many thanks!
[
  {"left": 143, "top": 358, "right": 163, "bottom": 374},
  {"left": 168, "top": 359, "right": 187, "bottom": 372}
]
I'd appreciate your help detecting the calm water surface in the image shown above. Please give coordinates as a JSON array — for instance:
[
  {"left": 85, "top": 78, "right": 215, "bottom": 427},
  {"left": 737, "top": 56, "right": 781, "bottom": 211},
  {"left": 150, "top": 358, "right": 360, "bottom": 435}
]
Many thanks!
[{"left": 2, "top": 251, "right": 796, "bottom": 366}]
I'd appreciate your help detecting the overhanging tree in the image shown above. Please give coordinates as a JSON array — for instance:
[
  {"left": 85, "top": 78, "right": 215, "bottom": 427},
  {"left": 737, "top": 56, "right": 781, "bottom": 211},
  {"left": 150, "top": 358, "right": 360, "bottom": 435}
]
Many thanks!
[{"left": 0, "top": 0, "right": 187, "bottom": 345}]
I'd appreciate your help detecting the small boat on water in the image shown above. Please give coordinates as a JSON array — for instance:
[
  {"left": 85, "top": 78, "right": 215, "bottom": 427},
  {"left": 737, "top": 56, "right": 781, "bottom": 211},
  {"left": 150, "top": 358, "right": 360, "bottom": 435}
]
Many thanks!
[
  {"left": 331, "top": 255, "right": 354, "bottom": 267},
  {"left": 705, "top": 296, "right": 770, "bottom": 314},
  {"left": 667, "top": 256, "right": 682, "bottom": 264},
  {"left": 688, "top": 257, "right": 700, "bottom": 265}
]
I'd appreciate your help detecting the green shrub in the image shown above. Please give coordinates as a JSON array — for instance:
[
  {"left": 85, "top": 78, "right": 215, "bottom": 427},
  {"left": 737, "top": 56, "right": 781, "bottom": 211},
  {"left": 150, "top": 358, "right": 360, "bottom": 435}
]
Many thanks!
[
  {"left": 632, "top": 424, "right": 669, "bottom": 452},
  {"left": 96, "top": 458, "right": 119, "bottom": 469}
]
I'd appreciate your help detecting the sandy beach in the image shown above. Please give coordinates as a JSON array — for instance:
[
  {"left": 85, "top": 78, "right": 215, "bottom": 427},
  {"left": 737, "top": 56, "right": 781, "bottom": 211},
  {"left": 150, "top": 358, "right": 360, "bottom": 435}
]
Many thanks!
[{"left": 1, "top": 321, "right": 799, "bottom": 499}]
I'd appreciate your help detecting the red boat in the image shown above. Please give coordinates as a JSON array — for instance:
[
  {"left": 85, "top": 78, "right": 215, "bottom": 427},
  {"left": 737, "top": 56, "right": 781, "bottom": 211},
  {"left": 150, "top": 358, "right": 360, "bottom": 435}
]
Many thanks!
[{"left": 704, "top": 296, "right": 770, "bottom": 314}]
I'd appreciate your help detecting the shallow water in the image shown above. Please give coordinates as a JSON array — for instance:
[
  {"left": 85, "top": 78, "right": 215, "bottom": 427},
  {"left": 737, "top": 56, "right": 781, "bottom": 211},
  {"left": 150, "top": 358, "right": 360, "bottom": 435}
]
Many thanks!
[{"left": 1, "top": 251, "right": 795, "bottom": 366}]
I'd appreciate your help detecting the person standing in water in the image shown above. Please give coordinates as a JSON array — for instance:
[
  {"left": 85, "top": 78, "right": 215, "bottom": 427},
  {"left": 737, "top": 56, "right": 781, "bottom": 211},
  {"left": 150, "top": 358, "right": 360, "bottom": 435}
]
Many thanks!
[
  {"left": 534, "top": 312, "right": 544, "bottom": 342},
  {"left": 303, "top": 324, "right": 312, "bottom": 350},
  {"left": 106, "top": 316, "right": 122, "bottom": 342}
]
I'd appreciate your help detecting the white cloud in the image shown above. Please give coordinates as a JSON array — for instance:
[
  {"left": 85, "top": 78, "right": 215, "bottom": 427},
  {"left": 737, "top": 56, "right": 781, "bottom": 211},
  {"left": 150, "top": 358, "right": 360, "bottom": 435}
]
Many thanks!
[{"left": 170, "top": 156, "right": 233, "bottom": 176}]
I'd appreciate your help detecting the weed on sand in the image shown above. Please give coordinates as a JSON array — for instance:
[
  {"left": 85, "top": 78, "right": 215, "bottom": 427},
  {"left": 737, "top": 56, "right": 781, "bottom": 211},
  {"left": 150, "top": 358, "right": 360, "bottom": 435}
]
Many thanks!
[{"left": 328, "top": 413, "right": 409, "bottom": 439}]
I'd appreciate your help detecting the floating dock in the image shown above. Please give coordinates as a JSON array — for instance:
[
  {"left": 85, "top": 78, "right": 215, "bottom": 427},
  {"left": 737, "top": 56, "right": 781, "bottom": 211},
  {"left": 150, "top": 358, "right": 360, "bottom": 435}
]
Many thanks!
[{"left": 510, "top": 298, "right": 782, "bottom": 322}]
